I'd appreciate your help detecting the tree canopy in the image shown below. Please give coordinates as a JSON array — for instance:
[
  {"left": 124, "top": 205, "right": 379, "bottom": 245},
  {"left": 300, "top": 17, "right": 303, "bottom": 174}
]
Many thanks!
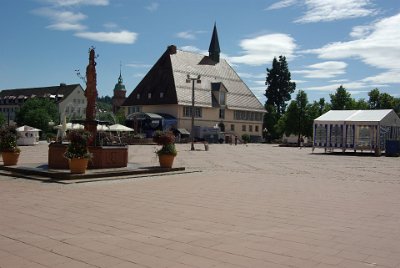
[
  {"left": 265, "top": 56, "right": 296, "bottom": 117},
  {"left": 329, "top": 85, "right": 353, "bottom": 110},
  {"left": 15, "top": 98, "right": 59, "bottom": 133}
]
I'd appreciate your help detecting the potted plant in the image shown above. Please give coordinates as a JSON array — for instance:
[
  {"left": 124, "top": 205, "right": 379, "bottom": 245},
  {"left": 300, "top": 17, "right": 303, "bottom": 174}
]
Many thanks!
[
  {"left": 153, "top": 131, "right": 177, "bottom": 168},
  {"left": 64, "top": 129, "right": 92, "bottom": 174},
  {"left": 0, "top": 125, "right": 21, "bottom": 166}
]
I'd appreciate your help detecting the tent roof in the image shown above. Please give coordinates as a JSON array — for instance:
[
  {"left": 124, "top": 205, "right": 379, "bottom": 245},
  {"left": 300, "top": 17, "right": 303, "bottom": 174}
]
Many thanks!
[
  {"left": 315, "top": 109, "right": 395, "bottom": 122},
  {"left": 16, "top": 125, "right": 41, "bottom": 132}
]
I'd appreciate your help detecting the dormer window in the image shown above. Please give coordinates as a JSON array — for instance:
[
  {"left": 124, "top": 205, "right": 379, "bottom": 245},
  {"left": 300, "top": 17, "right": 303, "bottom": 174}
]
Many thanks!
[{"left": 220, "top": 91, "right": 226, "bottom": 106}]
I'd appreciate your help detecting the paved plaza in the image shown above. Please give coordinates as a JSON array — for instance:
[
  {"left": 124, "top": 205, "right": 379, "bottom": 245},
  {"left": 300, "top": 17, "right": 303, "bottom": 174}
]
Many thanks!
[{"left": 1, "top": 143, "right": 400, "bottom": 268}]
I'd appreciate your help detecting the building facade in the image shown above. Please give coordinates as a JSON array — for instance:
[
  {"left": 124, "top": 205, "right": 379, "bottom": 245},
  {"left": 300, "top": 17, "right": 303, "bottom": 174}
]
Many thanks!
[
  {"left": 122, "top": 24, "right": 265, "bottom": 141},
  {"left": 0, "top": 83, "right": 86, "bottom": 124}
]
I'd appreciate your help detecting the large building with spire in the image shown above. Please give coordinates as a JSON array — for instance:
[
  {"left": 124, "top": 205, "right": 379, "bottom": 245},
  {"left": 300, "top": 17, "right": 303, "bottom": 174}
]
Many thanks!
[{"left": 122, "top": 24, "right": 265, "bottom": 141}]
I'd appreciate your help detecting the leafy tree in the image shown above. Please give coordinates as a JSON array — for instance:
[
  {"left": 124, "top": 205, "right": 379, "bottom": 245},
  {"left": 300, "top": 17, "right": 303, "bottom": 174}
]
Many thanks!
[
  {"left": 281, "top": 90, "right": 313, "bottom": 141},
  {"left": 367, "top": 88, "right": 395, "bottom": 109},
  {"left": 379, "top": 93, "right": 395, "bottom": 109},
  {"left": 115, "top": 109, "right": 126, "bottom": 124},
  {"left": 368, "top": 88, "right": 380, "bottom": 109},
  {"left": 0, "top": 113, "right": 5, "bottom": 126},
  {"left": 15, "top": 98, "right": 58, "bottom": 133},
  {"left": 282, "top": 101, "right": 299, "bottom": 136},
  {"left": 353, "top": 98, "right": 369, "bottom": 109},
  {"left": 330, "top": 85, "right": 353, "bottom": 110},
  {"left": 97, "top": 95, "right": 112, "bottom": 104},
  {"left": 265, "top": 56, "right": 296, "bottom": 117},
  {"left": 263, "top": 104, "right": 280, "bottom": 141}
]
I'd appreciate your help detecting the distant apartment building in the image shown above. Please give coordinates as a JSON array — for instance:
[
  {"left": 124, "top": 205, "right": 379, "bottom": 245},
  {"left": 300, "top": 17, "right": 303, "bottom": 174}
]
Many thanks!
[{"left": 0, "top": 83, "right": 86, "bottom": 124}]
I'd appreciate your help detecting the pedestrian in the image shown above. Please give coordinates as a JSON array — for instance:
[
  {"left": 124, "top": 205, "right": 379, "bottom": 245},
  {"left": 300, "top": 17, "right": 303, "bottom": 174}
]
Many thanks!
[
  {"left": 299, "top": 136, "right": 304, "bottom": 149},
  {"left": 234, "top": 135, "right": 238, "bottom": 145}
]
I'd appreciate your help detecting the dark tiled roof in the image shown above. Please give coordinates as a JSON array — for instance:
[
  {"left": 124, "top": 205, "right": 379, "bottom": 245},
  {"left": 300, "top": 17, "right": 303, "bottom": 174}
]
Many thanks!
[
  {"left": 123, "top": 48, "right": 265, "bottom": 113},
  {"left": 0, "top": 84, "right": 82, "bottom": 101}
]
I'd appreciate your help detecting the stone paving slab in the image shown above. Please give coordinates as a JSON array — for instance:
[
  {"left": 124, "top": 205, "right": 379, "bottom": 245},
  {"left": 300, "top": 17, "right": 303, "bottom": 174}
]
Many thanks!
[{"left": 1, "top": 143, "right": 400, "bottom": 267}]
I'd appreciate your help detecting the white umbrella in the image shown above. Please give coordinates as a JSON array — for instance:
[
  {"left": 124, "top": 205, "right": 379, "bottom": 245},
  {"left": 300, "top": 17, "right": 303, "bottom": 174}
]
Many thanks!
[
  {"left": 54, "top": 122, "right": 84, "bottom": 130},
  {"left": 106, "top": 124, "right": 133, "bottom": 132},
  {"left": 97, "top": 124, "right": 110, "bottom": 132}
]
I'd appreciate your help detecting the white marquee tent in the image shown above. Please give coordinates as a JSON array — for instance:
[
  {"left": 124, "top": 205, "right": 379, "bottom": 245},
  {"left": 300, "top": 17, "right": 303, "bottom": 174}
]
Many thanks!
[
  {"left": 16, "top": 125, "right": 41, "bottom": 145},
  {"left": 313, "top": 109, "right": 400, "bottom": 154}
]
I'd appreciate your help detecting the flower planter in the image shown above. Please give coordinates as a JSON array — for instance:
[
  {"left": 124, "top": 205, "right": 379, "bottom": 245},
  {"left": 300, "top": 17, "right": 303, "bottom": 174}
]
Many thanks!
[
  {"left": 69, "top": 158, "right": 89, "bottom": 174},
  {"left": 2, "top": 152, "right": 20, "bottom": 166},
  {"left": 158, "top": 154, "right": 175, "bottom": 168}
]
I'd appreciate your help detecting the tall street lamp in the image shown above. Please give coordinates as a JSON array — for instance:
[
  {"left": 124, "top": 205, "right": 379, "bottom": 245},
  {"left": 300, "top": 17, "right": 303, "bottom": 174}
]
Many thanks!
[{"left": 186, "top": 74, "right": 201, "bottom": 151}]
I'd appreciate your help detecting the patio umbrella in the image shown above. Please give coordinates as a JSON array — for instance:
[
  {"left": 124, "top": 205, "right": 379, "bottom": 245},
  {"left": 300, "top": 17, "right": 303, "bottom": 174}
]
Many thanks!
[{"left": 106, "top": 124, "right": 134, "bottom": 132}]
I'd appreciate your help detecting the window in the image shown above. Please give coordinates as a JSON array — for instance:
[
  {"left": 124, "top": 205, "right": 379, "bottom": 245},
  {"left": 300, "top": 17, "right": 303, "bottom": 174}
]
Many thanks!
[
  {"left": 219, "top": 109, "right": 225, "bottom": 119},
  {"left": 148, "top": 93, "right": 152, "bottom": 99},
  {"left": 242, "top": 125, "right": 246, "bottom": 131},
  {"left": 234, "top": 110, "right": 264, "bottom": 122},
  {"left": 255, "top": 125, "right": 259, "bottom": 132},
  {"left": 249, "top": 125, "right": 253, "bottom": 132},
  {"left": 230, "top": 124, "right": 235, "bottom": 131},
  {"left": 160, "top": 92, "right": 164, "bottom": 98},
  {"left": 220, "top": 92, "right": 226, "bottom": 105},
  {"left": 128, "top": 106, "right": 141, "bottom": 114},
  {"left": 136, "top": 94, "right": 140, "bottom": 99},
  {"left": 183, "top": 106, "right": 202, "bottom": 118}
]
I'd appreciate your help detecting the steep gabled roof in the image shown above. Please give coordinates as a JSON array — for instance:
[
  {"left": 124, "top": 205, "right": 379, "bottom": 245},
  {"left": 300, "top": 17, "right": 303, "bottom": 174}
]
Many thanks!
[
  {"left": 0, "top": 84, "right": 83, "bottom": 102},
  {"left": 124, "top": 47, "right": 265, "bottom": 112},
  {"left": 123, "top": 47, "right": 178, "bottom": 106}
]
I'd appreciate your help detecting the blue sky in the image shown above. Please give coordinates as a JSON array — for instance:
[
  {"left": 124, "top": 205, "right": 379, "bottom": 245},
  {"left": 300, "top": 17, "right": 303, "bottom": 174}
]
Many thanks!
[{"left": 1, "top": 0, "right": 399, "bottom": 104}]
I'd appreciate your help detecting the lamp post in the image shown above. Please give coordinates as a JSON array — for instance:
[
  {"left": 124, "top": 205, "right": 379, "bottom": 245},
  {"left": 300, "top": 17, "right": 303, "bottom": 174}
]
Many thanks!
[{"left": 186, "top": 74, "right": 201, "bottom": 151}]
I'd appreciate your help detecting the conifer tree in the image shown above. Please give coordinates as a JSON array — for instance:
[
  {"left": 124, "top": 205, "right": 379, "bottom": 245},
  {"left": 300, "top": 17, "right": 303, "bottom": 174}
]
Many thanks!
[{"left": 265, "top": 56, "right": 296, "bottom": 117}]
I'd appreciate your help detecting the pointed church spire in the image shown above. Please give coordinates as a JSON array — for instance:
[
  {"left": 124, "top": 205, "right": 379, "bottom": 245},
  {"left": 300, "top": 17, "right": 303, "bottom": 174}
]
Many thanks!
[
  {"left": 118, "top": 61, "right": 123, "bottom": 84},
  {"left": 208, "top": 23, "right": 220, "bottom": 63}
]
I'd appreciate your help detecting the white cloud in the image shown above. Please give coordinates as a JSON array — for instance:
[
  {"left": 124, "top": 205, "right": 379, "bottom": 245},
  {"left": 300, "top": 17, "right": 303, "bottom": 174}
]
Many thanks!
[
  {"left": 237, "top": 72, "right": 265, "bottom": 79},
  {"left": 363, "top": 71, "right": 400, "bottom": 84},
  {"left": 229, "top": 33, "right": 297, "bottom": 66},
  {"left": 103, "top": 22, "right": 119, "bottom": 30},
  {"left": 266, "top": 0, "right": 298, "bottom": 10},
  {"left": 292, "top": 79, "right": 308, "bottom": 84},
  {"left": 350, "top": 25, "right": 373, "bottom": 38},
  {"left": 47, "top": 22, "right": 86, "bottom": 31},
  {"left": 307, "top": 81, "right": 386, "bottom": 92},
  {"left": 293, "top": 61, "right": 347, "bottom": 78},
  {"left": 304, "top": 13, "right": 400, "bottom": 85},
  {"left": 176, "top": 31, "right": 196, "bottom": 40},
  {"left": 180, "top": 46, "right": 207, "bottom": 55},
  {"left": 33, "top": 8, "right": 87, "bottom": 31},
  {"left": 146, "top": 2, "right": 159, "bottom": 12},
  {"left": 75, "top": 30, "right": 138, "bottom": 44},
  {"left": 329, "top": 79, "right": 348, "bottom": 83},
  {"left": 126, "top": 63, "right": 152, "bottom": 68},
  {"left": 296, "top": 0, "right": 377, "bottom": 23},
  {"left": 43, "top": 0, "right": 109, "bottom": 6}
]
